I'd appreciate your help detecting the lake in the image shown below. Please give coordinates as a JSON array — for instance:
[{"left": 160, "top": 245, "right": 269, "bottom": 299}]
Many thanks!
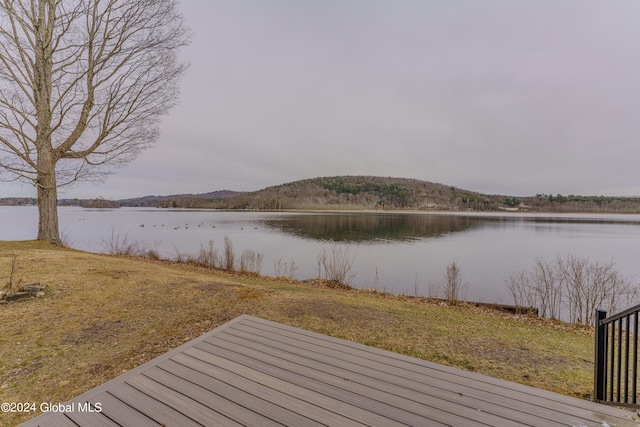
[{"left": 2, "top": 206, "right": 640, "bottom": 307}]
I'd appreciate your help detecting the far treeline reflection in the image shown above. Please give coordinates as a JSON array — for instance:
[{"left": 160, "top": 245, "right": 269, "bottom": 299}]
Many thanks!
[
  {"left": 262, "top": 212, "right": 640, "bottom": 243},
  {"left": 262, "top": 213, "right": 488, "bottom": 243}
]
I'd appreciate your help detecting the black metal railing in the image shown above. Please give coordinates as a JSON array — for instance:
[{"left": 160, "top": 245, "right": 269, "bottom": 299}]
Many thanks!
[{"left": 594, "top": 305, "right": 640, "bottom": 408}]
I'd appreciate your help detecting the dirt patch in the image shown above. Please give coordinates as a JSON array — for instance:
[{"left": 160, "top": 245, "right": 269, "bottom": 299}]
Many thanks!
[
  {"left": 88, "top": 269, "right": 129, "bottom": 279},
  {"left": 279, "top": 298, "right": 399, "bottom": 326},
  {"left": 196, "top": 281, "right": 230, "bottom": 294},
  {"left": 88, "top": 363, "right": 112, "bottom": 375},
  {"left": 63, "top": 320, "right": 124, "bottom": 345},
  {"left": 467, "top": 338, "right": 569, "bottom": 367},
  {"left": 0, "top": 356, "right": 43, "bottom": 389}
]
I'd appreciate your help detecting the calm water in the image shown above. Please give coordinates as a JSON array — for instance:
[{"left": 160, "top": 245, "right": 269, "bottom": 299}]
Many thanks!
[{"left": 2, "top": 206, "right": 640, "bottom": 305}]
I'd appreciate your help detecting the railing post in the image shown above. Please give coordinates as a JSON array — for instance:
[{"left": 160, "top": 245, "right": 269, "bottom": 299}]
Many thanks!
[{"left": 594, "top": 309, "right": 607, "bottom": 402}]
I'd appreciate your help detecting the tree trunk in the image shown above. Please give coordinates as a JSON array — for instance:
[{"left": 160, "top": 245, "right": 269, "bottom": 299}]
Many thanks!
[
  {"left": 36, "top": 149, "right": 61, "bottom": 244},
  {"left": 34, "top": 0, "right": 60, "bottom": 244}
]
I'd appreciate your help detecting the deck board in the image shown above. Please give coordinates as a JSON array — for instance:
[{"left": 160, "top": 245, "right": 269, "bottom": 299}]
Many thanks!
[
  {"left": 156, "top": 357, "right": 331, "bottom": 427},
  {"left": 182, "top": 346, "right": 405, "bottom": 426},
  {"left": 215, "top": 327, "right": 567, "bottom": 426},
  {"left": 223, "top": 318, "right": 609, "bottom": 425},
  {"left": 87, "top": 393, "right": 160, "bottom": 427},
  {"left": 108, "top": 381, "right": 204, "bottom": 427},
  {"left": 141, "top": 365, "right": 283, "bottom": 427},
  {"left": 196, "top": 333, "right": 523, "bottom": 426},
  {"left": 125, "top": 374, "right": 244, "bottom": 427},
  {"left": 194, "top": 339, "right": 454, "bottom": 426},
  {"left": 37, "top": 416, "right": 80, "bottom": 427},
  {"left": 63, "top": 408, "right": 119, "bottom": 427},
  {"left": 239, "top": 316, "right": 635, "bottom": 421},
  {"left": 20, "top": 314, "right": 640, "bottom": 427}
]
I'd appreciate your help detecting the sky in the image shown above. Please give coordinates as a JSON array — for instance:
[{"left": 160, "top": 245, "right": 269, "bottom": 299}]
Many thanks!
[{"left": 3, "top": 0, "right": 640, "bottom": 199}]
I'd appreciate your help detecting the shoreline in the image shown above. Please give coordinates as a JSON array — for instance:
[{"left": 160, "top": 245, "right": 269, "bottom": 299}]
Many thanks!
[
  {"left": 3, "top": 203, "right": 640, "bottom": 216},
  {"left": 26, "top": 205, "right": 640, "bottom": 217}
]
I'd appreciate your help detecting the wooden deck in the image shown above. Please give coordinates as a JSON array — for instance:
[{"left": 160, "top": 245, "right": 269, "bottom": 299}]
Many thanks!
[{"left": 21, "top": 314, "right": 639, "bottom": 426}]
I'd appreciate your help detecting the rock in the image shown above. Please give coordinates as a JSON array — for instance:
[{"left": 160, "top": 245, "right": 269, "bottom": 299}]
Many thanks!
[
  {"left": 19, "top": 283, "right": 47, "bottom": 293},
  {"left": 0, "top": 284, "right": 48, "bottom": 303},
  {"left": 5, "top": 292, "right": 31, "bottom": 302}
]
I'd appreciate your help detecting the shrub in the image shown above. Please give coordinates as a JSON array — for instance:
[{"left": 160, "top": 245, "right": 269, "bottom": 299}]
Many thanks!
[
  {"left": 443, "top": 261, "right": 467, "bottom": 302},
  {"left": 273, "top": 257, "right": 297, "bottom": 278},
  {"left": 317, "top": 245, "right": 355, "bottom": 285},
  {"left": 195, "top": 240, "right": 220, "bottom": 268},
  {"left": 239, "top": 249, "right": 263, "bottom": 273},
  {"left": 223, "top": 236, "right": 235, "bottom": 271},
  {"left": 101, "top": 226, "right": 147, "bottom": 256}
]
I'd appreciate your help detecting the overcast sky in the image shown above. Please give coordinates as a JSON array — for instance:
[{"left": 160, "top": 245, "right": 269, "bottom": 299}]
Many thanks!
[{"left": 4, "top": 0, "right": 640, "bottom": 199}]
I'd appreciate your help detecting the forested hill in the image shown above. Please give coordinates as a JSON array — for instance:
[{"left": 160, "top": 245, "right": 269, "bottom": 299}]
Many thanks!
[
  {"left": 207, "top": 176, "right": 500, "bottom": 210},
  {"left": 1, "top": 176, "right": 496, "bottom": 210},
  {"left": 187, "top": 176, "right": 640, "bottom": 213}
]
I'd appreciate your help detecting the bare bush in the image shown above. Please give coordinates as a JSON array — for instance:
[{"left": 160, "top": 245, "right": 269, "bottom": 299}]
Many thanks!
[
  {"left": 239, "top": 249, "right": 263, "bottom": 273},
  {"left": 8, "top": 256, "right": 17, "bottom": 291},
  {"left": 443, "top": 261, "right": 467, "bottom": 302},
  {"left": 317, "top": 245, "right": 356, "bottom": 285},
  {"left": 145, "top": 249, "right": 161, "bottom": 260},
  {"left": 59, "top": 229, "right": 74, "bottom": 247},
  {"left": 101, "top": 227, "right": 147, "bottom": 256},
  {"left": 273, "top": 257, "right": 286, "bottom": 277},
  {"left": 428, "top": 279, "right": 441, "bottom": 299},
  {"left": 223, "top": 236, "right": 235, "bottom": 271},
  {"left": 274, "top": 257, "right": 298, "bottom": 278},
  {"left": 1, "top": 256, "right": 19, "bottom": 296},
  {"left": 170, "top": 239, "right": 263, "bottom": 273},
  {"left": 195, "top": 240, "right": 221, "bottom": 268},
  {"left": 372, "top": 267, "right": 381, "bottom": 291},
  {"left": 172, "top": 245, "right": 189, "bottom": 263}
]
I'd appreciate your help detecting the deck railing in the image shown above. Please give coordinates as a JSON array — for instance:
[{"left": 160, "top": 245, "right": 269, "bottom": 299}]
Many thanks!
[{"left": 594, "top": 305, "right": 640, "bottom": 408}]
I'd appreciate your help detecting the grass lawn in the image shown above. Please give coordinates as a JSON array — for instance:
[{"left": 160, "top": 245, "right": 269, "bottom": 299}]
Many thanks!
[{"left": 0, "top": 241, "right": 596, "bottom": 425}]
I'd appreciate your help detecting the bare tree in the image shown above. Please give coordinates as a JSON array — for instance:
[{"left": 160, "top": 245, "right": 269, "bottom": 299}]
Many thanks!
[
  {"left": 0, "top": 0, "right": 190, "bottom": 243},
  {"left": 506, "top": 254, "right": 638, "bottom": 325},
  {"left": 505, "top": 269, "right": 536, "bottom": 310},
  {"left": 531, "top": 257, "right": 563, "bottom": 319},
  {"left": 557, "top": 255, "right": 637, "bottom": 325},
  {"left": 556, "top": 254, "right": 589, "bottom": 323}
]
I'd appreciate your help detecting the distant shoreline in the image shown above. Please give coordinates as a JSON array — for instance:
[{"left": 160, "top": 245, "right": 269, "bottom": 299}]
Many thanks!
[{"left": 4, "top": 204, "right": 640, "bottom": 218}]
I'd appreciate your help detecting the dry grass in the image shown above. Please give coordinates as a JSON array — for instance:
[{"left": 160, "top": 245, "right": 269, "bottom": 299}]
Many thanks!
[{"left": 0, "top": 241, "right": 596, "bottom": 425}]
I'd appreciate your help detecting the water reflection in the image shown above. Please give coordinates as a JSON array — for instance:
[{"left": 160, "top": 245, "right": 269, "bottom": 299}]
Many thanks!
[
  {"left": 262, "top": 213, "right": 484, "bottom": 243},
  {"left": 260, "top": 212, "right": 640, "bottom": 243}
]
